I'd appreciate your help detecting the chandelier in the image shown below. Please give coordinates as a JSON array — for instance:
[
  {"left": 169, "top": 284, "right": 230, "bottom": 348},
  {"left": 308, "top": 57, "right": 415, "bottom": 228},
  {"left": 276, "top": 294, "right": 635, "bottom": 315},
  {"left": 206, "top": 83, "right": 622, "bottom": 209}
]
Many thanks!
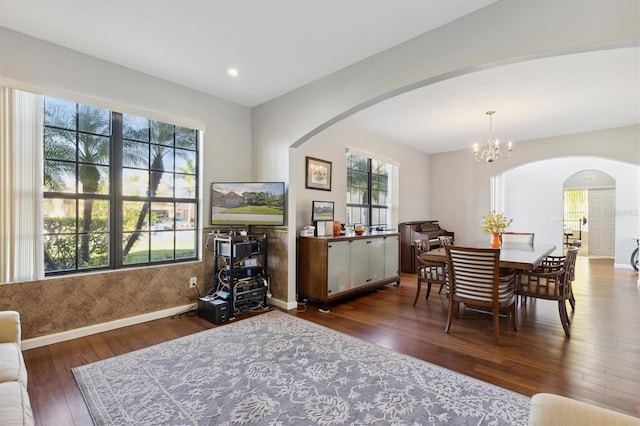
[{"left": 472, "top": 111, "right": 512, "bottom": 162}]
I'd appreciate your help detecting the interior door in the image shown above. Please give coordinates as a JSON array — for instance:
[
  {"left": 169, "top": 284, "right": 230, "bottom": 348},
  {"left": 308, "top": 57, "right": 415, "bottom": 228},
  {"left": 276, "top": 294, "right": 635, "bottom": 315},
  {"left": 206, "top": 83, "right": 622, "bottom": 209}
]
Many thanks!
[{"left": 588, "top": 188, "right": 615, "bottom": 257}]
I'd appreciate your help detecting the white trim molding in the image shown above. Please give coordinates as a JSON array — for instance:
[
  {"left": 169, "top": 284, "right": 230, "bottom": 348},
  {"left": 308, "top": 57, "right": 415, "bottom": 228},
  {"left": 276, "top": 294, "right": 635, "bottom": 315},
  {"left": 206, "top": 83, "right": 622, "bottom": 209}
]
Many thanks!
[
  {"left": 22, "top": 304, "right": 197, "bottom": 350},
  {"left": 267, "top": 297, "right": 297, "bottom": 311}
]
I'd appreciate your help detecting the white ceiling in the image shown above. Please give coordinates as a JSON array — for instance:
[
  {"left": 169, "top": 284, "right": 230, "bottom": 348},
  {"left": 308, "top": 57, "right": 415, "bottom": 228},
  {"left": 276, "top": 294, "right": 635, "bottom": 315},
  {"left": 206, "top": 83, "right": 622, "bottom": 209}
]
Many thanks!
[
  {"left": 0, "top": 0, "right": 496, "bottom": 107},
  {"left": 348, "top": 47, "right": 640, "bottom": 154},
  {"left": 1, "top": 0, "right": 638, "bottom": 154}
]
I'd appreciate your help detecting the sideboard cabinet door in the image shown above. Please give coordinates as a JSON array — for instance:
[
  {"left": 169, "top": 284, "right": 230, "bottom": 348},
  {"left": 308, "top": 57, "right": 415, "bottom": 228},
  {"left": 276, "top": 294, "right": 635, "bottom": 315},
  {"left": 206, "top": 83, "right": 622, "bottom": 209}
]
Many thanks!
[
  {"left": 349, "top": 239, "right": 370, "bottom": 288},
  {"left": 368, "top": 237, "right": 386, "bottom": 283},
  {"left": 384, "top": 235, "right": 399, "bottom": 279},
  {"left": 327, "top": 241, "right": 351, "bottom": 295}
]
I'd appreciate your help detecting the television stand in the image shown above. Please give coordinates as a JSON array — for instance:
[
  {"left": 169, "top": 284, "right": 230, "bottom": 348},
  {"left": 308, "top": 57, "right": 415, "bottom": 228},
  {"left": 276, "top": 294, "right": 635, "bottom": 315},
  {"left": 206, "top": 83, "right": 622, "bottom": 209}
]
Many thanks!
[{"left": 208, "top": 232, "right": 269, "bottom": 316}]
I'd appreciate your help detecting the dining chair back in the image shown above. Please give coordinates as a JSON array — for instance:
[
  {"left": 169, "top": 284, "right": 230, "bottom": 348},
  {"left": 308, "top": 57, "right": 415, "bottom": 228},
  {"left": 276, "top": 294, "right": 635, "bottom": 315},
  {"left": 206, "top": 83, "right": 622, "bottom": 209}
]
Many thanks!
[
  {"left": 565, "top": 246, "right": 578, "bottom": 309},
  {"left": 444, "top": 246, "right": 517, "bottom": 345},
  {"left": 501, "top": 232, "right": 535, "bottom": 245},
  {"left": 517, "top": 247, "right": 579, "bottom": 337},
  {"left": 414, "top": 244, "right": 447, "bottom": 305}
]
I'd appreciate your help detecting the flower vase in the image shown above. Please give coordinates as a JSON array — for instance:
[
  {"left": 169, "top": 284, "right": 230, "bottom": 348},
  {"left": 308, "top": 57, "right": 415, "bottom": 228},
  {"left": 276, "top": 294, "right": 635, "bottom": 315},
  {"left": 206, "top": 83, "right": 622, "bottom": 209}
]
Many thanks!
[{"left": 490, "top": 232, "right": 502, "bottom": 248}]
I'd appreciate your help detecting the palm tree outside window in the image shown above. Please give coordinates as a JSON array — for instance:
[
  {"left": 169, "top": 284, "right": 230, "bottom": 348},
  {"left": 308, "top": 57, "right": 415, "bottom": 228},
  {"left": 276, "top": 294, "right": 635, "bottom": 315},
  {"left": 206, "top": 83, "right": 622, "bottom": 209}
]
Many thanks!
[
  {"left": 346, "top": 152, "right": 391, "bottom": 228},
  {"left": 43, "top": 96, "right": 199, "bottom": 274}
]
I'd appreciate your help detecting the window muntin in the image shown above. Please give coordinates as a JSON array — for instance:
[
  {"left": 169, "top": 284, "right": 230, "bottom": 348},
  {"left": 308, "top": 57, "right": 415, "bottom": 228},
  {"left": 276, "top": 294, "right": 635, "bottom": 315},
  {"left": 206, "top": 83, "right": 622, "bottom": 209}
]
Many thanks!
[{"left": 43, "top": 96, "right": 199, "bottom": 275}]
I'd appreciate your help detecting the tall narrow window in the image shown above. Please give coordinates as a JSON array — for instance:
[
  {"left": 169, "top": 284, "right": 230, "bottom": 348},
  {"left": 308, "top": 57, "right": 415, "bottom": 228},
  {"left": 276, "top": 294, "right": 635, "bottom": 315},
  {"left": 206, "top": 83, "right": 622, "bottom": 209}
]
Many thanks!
[
  {"left": 43, "top": 98, "right": 112, "bottom": 272},
  {"left": 120, "top": 114, "right": 198, "bottom": 265},
  {"left": 346, "top": 152, "right": 392, "bottom": 227},
  {"left": 43, "top": 96, "right": 199, "bottom": 275}
]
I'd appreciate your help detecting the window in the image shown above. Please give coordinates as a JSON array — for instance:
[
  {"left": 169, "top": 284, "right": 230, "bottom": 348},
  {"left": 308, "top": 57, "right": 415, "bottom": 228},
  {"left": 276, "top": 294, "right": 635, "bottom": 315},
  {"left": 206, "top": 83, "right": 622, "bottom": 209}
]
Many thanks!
[
  {"left": 563, "top": 189, "right": 588, "bottom": 234},
  {"left": 43, "top": 96, "right": 199, "bottom": 274},
  {"left": 346, "top": 152, "right": 391, "bottom": 227}
]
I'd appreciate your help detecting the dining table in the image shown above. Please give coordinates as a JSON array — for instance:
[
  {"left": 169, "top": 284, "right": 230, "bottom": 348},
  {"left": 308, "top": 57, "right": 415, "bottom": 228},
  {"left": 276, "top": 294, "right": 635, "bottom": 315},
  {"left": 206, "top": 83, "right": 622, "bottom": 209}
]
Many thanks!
[{"left": 419, "top": 241, "right": 556, "bottom": 271}]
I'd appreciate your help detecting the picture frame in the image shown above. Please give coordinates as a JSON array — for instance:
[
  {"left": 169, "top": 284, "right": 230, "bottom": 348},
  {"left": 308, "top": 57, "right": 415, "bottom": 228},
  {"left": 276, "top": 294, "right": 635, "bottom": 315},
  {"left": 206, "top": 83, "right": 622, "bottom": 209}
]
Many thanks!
[
  {"left": 305, "top": 156, "right": 332, "bottom": 191},
  {"left": 311, "top": 200, "right": 334, "bottom": 222}
]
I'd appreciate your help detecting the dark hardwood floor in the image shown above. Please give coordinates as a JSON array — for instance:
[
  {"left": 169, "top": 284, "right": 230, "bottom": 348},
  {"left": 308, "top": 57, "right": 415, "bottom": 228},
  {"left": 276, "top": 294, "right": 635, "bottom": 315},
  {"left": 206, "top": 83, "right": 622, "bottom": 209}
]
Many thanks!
[{"left": 23, "top": 256, "right": 639, "bottom": 425}]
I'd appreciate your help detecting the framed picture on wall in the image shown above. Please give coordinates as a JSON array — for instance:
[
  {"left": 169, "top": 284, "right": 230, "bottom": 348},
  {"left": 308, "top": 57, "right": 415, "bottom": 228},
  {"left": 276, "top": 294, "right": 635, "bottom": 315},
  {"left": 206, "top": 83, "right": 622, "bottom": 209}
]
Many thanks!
[
  {"left": 305, "top": 156, "right": 332, "bottom": 191},
  {"left": 311, "top": 200, "right": 334, "bottom": 222}
]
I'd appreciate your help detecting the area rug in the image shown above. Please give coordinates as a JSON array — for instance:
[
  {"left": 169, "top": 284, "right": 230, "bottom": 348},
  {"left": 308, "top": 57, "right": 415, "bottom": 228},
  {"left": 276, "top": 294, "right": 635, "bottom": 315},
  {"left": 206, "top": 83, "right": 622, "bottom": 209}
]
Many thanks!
[{"left": 72, "top": 310, "right": 530, "bottom": 425}]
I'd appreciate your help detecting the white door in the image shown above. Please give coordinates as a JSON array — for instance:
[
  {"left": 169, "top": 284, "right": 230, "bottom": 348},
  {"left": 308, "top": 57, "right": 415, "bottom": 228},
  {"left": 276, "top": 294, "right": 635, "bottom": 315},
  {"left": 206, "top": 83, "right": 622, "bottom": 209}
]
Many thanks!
[{"left": 588, "top": 189, "right": 615, "bottom": 257}]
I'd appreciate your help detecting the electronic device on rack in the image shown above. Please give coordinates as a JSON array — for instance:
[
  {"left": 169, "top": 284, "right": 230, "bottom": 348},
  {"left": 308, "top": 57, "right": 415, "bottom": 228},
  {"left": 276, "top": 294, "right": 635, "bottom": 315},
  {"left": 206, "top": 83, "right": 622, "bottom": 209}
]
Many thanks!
[
  {"left": 203, "top": 232, "right": 269, "bottom": 318},
  {"left": 197, "top": 295, "right": 230, "bottom": 324}
]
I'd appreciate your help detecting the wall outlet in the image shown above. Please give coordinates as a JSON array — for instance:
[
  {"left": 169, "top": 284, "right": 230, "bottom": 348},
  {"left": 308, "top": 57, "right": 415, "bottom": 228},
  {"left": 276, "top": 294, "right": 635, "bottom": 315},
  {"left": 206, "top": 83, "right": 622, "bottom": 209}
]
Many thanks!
[{"left": 189, "top": 277, "right": 197, "bottom": 288}]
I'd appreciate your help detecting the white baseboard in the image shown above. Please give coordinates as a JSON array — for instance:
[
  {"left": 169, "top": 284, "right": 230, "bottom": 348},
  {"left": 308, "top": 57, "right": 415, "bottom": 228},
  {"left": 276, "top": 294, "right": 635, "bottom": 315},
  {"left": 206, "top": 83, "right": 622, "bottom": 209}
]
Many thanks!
[
  {"left": 611, "top": 263, "right": 639, "bottom": 287},
  {"left": 613, "top": 262, "right": 633, "bottom": 270},
  {"left": 22, "top": 304, "right": 197, "bottom": 350},
  {"left": 267, "top": 297, "right": 297, "bottom": 311}
]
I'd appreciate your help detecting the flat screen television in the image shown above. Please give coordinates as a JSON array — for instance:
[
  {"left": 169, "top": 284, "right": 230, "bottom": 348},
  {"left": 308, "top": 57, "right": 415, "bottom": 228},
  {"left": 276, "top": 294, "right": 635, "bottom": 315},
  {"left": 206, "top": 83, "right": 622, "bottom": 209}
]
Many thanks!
[
  {"left": 312, "top": 200, "right": 334, "bottom": 222},
  {"left": 211, "top": 182, "right": 285, "bottom": 226}
]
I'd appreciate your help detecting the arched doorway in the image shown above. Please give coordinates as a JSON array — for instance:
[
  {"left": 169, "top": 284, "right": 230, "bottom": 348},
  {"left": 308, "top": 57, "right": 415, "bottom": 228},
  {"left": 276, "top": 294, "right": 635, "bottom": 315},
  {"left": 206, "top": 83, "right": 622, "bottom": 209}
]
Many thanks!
[
  {"left": 563, "top": 170, "right": 615, "bottom": 258},
  {"left": 494, "top": 157, "right": 638, "bottom": 267}
]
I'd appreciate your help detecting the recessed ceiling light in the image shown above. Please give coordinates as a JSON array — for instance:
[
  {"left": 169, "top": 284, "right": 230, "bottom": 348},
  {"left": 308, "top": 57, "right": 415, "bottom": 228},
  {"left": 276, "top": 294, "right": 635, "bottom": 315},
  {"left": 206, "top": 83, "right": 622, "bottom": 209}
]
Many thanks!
[{"left": 227, "top": 68, "right": 238, "bottom": 77}]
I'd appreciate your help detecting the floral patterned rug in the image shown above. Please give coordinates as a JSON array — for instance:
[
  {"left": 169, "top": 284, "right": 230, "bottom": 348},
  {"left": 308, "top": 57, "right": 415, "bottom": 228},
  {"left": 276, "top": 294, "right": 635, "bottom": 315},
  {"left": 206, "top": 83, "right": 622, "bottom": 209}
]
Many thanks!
[{"left": 72, "top": 310, "right": 530, "bottom": 425}]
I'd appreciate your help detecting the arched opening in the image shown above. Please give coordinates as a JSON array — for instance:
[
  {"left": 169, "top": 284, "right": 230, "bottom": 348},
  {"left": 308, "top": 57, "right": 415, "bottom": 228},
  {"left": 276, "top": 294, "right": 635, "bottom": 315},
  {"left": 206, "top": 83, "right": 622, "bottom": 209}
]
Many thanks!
[
  {"left": 563, "top": 170, "right": 616, "bottom": 258},
  {"left": 493, "top": 157, "right": 638, "bottom": 268}
]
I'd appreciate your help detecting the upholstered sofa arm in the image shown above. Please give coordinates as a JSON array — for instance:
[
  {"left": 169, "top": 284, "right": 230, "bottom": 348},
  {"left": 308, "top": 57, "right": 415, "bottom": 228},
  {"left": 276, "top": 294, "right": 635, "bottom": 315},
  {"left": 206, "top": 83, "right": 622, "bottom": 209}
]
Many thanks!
[
  {"left": 529, "top": 393, "right": 640, "bottom": 426},
  {"left": 0, "top": 311, "right": 21, "bottom": 346}
]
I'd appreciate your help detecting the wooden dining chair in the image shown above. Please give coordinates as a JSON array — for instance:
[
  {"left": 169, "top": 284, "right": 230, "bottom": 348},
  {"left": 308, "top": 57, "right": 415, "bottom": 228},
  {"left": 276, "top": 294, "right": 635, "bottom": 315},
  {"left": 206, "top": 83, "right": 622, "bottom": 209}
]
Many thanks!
[
  {"left": 565, "top": 247, "right": 578, "bottom": 310},
  {"left": 444, "top": 246, "right": 517, "bottom": 345},
  {"left": 529, "top": 247, "right": 578, "bottom": 309},
  {"left": 501, "top": 232, "right": 534, "bottom": 245},
  {"left": 500, "top": 232, "right": 535, "bottom": 298},
  {"left": 517, "top": 247, "right": 579, "bottom": 337},
  {"left": 414, "top": 244, "right": 447, "bottom": 305}
]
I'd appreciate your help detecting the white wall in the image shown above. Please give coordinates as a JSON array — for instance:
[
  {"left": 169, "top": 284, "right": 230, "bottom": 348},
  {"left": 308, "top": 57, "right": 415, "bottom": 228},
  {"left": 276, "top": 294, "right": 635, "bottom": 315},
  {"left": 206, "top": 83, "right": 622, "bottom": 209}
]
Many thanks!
[
  {"left": 503, "top": 158, "right": 639, "bottom": 266},
  {"left": 250, "top": 0, "right": 639, "bottom": 304},
  {"left": 295, "top": 121, "right": 430, "bottom": 232},
  {"left": 0, "top": 27, "right": 253, "bottom": 217},
  {"left": 428, "top": 126, "right": 640, "bottom": 267}
]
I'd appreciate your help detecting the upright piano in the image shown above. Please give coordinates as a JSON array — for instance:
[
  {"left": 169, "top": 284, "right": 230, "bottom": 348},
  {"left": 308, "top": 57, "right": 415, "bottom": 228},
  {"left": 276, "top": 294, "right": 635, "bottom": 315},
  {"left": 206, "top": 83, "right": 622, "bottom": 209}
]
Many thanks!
[{"left": 398, "top": 220, "right": 454, "bottom": 273}]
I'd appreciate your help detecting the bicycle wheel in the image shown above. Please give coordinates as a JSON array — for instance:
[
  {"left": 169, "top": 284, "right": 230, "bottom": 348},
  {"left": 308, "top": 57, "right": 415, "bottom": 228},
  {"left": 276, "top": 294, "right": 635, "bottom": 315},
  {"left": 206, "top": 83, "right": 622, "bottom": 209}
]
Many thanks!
[{"left": 632, "top": 247, "right": 639, "bottom": 272}]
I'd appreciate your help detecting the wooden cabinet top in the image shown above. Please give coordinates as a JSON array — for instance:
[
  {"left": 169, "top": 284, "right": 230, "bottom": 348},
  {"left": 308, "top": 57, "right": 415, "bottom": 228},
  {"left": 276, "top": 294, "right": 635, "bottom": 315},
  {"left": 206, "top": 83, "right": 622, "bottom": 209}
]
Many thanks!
[{"left": 300, "top": 232, "right": 399, "bottom": 243}]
